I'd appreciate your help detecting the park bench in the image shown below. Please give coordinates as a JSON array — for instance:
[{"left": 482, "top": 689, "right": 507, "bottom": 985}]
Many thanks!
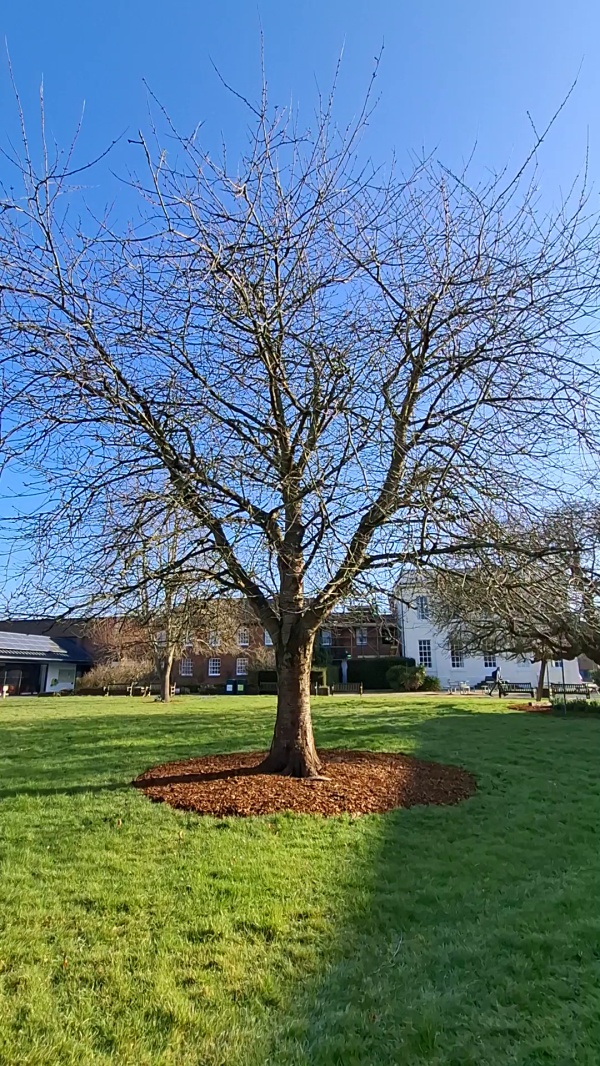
[
  {"left": 103, "top": 684, "right": 132, "bottom": 696},
  {"left": 257, "top": 681, "right": 335, "bottom": 696},
  {"left": 330, "top": 682, "right": 363, "bottom": 695},
  {"left": 101, "top": 683, "right": 176, "bottom": 698},
  {"left": 548, "top": 682, "right": 597, "bottom": 700},
  {"left": 486, "top": 681, "right": 535, "bottom": 698}
]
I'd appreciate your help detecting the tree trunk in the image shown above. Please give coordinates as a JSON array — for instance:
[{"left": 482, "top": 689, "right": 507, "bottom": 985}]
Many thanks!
[
  {"left": 260, "top": 635, "right": 323, "bottom": 778},
  {"left": 157, "top": 649, "right": 175, "bottom": 703},
  {"left": 536, "top": 658, "right": 547, "bottom": 702}
]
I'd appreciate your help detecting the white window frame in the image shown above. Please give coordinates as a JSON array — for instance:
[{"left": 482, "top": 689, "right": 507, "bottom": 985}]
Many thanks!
[
  {"left": 264, "top": 629, "right": 273, "bottom": 647},
  {"left": 553, "top": 659, "right": 563, "bottom": 668},
  {"left": 415, "top": 595, "right": 429, "bottom": 621},
  {"left": 450, "top": 644, "right": 465, "bottom": 669},
  {"left": 208, "top": 630, "right": 220, "bottom": 648},
  {"left": 236, "top": 657, "right": 248, "bottom": 676},
  {"left": 483, "top": 652, "right": 497, "bottom": 669},
  {"left": 237, "top": 626, "right": 250, "bottom": 648},
  {"left": 356, "top": 627, "right": 368, "bottom": 646},
  {"left": 208, "top": 657, "right": 221, "bottom": 677},
  {"left": 418, "top": 639, "right": 432, "bottom": 669},
  {"left": 180, "top": 657, "right": 193, "bottom": 677},
  {"left": 320, "top": 629, "right": 332, "bottom": 647}
]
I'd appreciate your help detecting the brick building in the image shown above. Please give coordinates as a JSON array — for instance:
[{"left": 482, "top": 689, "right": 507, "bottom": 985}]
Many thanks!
[
  {"left": 316, "top": 611, "right": 399, "bottom": 664},
  {"left": 171, "top": 609, "right": 399, "bottom": 686},
  {"left": 0, "top": 608, "right": 399, "bottom": 691}
]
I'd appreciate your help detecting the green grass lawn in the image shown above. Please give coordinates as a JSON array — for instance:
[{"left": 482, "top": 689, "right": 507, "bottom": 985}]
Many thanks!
[{"left": 0, "top": 693, "right": 599, "bottom": 1065}]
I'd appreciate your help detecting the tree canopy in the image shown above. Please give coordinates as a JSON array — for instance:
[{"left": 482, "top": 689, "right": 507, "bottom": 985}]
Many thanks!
[{"left": 2, "top": 80, "right": 600, "bottom": 772}]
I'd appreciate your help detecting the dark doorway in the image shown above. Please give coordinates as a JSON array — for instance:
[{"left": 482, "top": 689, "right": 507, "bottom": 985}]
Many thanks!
[{"left": 0, "top": 663, "right": 43, "bottom": 695}]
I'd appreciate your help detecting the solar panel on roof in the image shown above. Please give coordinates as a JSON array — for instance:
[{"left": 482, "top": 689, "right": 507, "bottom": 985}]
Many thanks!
[{"left": 0, "top": 631, "right": 92, "bottom": 662}]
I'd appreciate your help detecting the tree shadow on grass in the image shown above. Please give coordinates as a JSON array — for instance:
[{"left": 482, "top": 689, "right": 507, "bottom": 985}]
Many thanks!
[
  {"left": 253, "top": 710, "right": 600, "bottom": 1066},
  {"left": 0, "top": 697, "right": 490, "bottom": 800},
  {"left": 0, "top": 704, "right": 274, "bottom": 799}
]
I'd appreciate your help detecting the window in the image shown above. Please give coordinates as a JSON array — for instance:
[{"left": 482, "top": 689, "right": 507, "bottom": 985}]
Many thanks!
[
  {"left": 415, "top": 595, "right": 429, "bottom": 621},
  {"left": 183, "top": 634, "right": 193, "bottom": 650},
  {"left": 208, "top": 630, "right": 220, "bottom": 647},
  {"left": 356, "top": 627, "right": 368, "bottom": 646},
  {"left": 320, "top": 629, "right": 332, "bottom": 647},
  {"left": 418, "top": 639, "right": 432, "bottom": 669},
  {"left": 57, "top": 667, "right": 75, "bottom": 683},
  {"left": 450, "top": 643, "right": 465, "bottom": 669},
  {"left": 264, "top": 629, "right": 273, "bottom": 646},
  {"left": 180, "top": 657, "right": 193, "bottom": 677},
  {"left": 483, "top": 652, "right": 497, "bottom": 669},
  {"left": 553, "top": 659, "right": 563, "bottom": 668},
  {"left": 237, "top": 626, "right": 250, "bottom": 647},
  {"left": 208, "top": 657, "right": 221, "bottom": 677},
  {"left": 236, "top": 657, "right": 248, "bottom": 676}
]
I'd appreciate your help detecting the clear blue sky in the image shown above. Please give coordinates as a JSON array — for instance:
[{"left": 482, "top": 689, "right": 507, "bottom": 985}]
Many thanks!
[
  {"left": 1, "top": 0, "right": 599, "bottom": 595},
  {"left": 0, "top": 0, "right": 598, "bottom": 201}
]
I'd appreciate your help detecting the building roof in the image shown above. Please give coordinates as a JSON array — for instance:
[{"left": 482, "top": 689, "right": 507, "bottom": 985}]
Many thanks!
[
  {"left": 327, "top": 611, "right": 396, "bottom": 625},
  {"left": 0, "top": 631, "right": 93, "bottom": 663}
]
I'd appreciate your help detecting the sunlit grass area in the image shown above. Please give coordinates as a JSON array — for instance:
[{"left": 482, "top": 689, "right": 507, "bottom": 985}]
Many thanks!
[{"left": 0, "top": 693, "right": 599, "bottom": 1065}]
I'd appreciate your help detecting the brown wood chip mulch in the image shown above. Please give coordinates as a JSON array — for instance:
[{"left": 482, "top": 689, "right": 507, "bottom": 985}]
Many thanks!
[{"left": 133, "top": 749, "right": 477, "bottom": 817}]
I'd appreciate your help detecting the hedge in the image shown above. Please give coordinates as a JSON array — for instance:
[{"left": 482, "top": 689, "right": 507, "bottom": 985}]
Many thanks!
[
  {"left": 550, "top": 698, "right": 600, "bottom": 715},
  {"left": 347, "top": 656, "right": 415, "bottom": 690}
]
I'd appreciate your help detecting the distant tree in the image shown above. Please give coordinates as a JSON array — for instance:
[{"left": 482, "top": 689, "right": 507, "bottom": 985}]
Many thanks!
[
  {"left": 2, "top": 77, "right": 600, "bottom": 772},
  {"left": 87, "top": 616, "right": 149, "bottom": 664},
  {"left": 21, "top": 485, "right": 241, "bottom": 702},
  {"left": 428, "top": 509, "right": 600, "bottom": 699}
]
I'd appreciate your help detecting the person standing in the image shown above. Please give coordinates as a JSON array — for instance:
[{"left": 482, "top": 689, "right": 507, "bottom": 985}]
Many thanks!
[{"left": 490, "top": 664, "right": 503, "bottom": 696}]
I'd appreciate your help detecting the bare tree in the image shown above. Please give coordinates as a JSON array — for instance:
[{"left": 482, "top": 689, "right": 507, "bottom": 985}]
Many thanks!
[
  {"left": 1, "top": 77, "right": 600, "bottom": 773},
  {"left": 428, "top": 508, "right": 600, "bottom": 699},
  {"left": 87, "top": 616, "right": 148, "bottom": 664},
  {"left": 107, "top": 505, "right": 227, "bottom": 702},
  {"left": 52, "top": 489, "right": 240, "bottom": 701}
]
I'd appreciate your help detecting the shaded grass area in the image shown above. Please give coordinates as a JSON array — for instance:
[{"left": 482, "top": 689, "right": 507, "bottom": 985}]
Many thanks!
[{"left": 0, "top": 694, "right": 599, "bottom": 1064}]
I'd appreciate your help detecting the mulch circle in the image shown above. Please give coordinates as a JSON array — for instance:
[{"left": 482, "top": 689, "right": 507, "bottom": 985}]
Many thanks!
[
  {"left": 133, "top": 749, "right": 477, "bottom": 818},
  {"left": 509, "top": 703, "right": 552, "bottom": 713}
]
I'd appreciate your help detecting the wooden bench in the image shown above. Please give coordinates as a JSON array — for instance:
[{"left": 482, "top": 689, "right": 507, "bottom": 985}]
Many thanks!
[
  {"left": 486, "top": 681, "right": 535, "bottom": 698},
  {"left": 549, "top": 682, "right": 597, "bottom": 700},
  {"left": 103, "top": 683, "right": 176, "bottom": 698},
  {"left": 505, "top": 682, "right": 535, "bottom": 697},
  {"left": 330, "top": 682, "right": 363, "bottom": 695}
]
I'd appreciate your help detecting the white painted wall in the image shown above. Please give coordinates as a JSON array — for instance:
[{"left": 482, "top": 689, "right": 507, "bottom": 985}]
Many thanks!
[
  {"left": 44, "top": 663, "right": 77, "bottom": 693},
  {"left": 396, "top": 589, "right": 581, "bottom": 689}
]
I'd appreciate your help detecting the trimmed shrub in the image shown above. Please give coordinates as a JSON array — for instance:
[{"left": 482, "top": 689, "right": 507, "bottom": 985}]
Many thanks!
[
  {"left": 77, "top": 659, "right": 155, "bottom": 690},
  {"left": 386, "top": 663, "right": 426, "bottom": 691},
  {"left": 551, "top": 698, "right": 600, "bottom": 714},
  {"left": 421, "top": 674, "right": 441, "bottom": 692},
  {"left": 347, "top": 656, "right": 415, "bottom": 690}
]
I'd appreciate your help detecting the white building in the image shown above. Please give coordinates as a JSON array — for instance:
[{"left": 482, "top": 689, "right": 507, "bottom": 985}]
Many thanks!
[{"left": 395, "top": 586, "right": 581, "bottom": 690}]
